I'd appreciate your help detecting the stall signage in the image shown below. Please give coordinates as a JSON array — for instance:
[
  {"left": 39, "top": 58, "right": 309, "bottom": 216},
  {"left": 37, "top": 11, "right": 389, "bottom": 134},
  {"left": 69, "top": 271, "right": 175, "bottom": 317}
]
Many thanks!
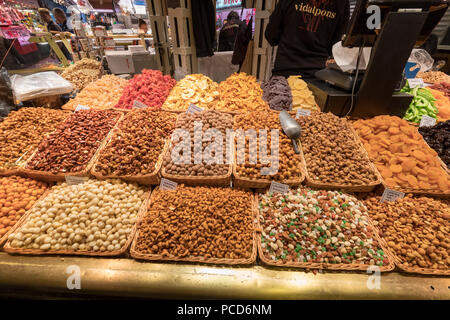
[
  {"left": 160, "top": 178, "right": 178, "bottom": 190},
  {"left": 75, "top": 105, "right": 90, "bottom": 111},
  {"left": 419, "top": 115, "right": 436, "bottom": 127},
  {"left": 186, "top": 104, "right": 203, "bottom": 114},
  {"left": 269, "top": 181, "right": 289, "bottom": 195},
  {"left": 216, "top": 0, "right": 242, "bottom": 9},
  {"left": 380, "top": 188, "right": 405, "bottom": 203},
  {"left": 65, "top": 176, "right": 89, "bottom": 186},
  {"left": 295, "top": 109, "right": 311, "bottom": 118},
  {"left": 407, "top": 78, "right": 424, "bottom": 88},
  {"left": 133, "top": 100, "right": 148, "bottom": 109}
]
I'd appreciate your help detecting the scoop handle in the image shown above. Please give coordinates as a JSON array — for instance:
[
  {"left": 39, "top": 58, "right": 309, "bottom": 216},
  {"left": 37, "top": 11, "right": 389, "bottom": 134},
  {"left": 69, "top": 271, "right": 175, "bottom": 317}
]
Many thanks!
[{"left": 292, "top": 139, "right": 300, "bottom": 154}]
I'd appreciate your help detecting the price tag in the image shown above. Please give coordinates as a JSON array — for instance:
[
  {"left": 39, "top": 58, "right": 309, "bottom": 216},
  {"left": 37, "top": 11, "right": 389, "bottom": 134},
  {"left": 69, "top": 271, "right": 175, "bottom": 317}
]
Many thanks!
[
  {"left": 419, "top": 115, "right": 436, "bottom": 127},
  {"left": 269, "top": 181, "right": 290, "bottom": 195},
  {"left": 133, "top": 100, "right": 148, "bottom": 109},
  {"left": 380, "top": 188, "right": 405, "bottom": 203},
  {"left": 75, "top": 105, "right": 90, "bottom": 111},
  {"left": 295, "top": 109, "right": 311, "bottom": 118},
  {"left": 407, "top": 78, "right": 424, "bottom": 88},
  {"left": 65, "top": 176, "right": 88, "bottom": 186},
  {"left": 186, "top": 104, "right": 203, "bottom": 114},
  {"left": 160, "top": 178, "right": 178, "bottom": 190}
]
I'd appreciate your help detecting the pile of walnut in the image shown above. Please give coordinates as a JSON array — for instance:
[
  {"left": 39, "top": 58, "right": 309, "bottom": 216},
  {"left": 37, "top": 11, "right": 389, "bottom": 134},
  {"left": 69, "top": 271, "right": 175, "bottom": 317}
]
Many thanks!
[
  {"left": 234, "top": 111, "right": 304, "bottom": 182},
  {"left": 94, "top": 110, "right": 177, "bottom": 176},
  {"left": 163, "top": 110, "right": 232, "bottom": 177},
  {"left": 133, "top": 186, "right": 254, "bottom": 261},
  {"left": 297, "top": 112, "right": 379, "bottom": 186},
  {"left": 61, "top": 58, "right": 102, "bottom": 91},
  {"left": 364, "top": 194, "right": 449, "bottom": 270}
]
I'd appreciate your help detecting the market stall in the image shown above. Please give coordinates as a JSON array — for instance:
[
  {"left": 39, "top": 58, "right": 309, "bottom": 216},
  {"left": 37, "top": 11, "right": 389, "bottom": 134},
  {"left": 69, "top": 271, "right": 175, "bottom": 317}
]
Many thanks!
[{"left": 0, "top": 0, "right": 449, "bottom": 303}]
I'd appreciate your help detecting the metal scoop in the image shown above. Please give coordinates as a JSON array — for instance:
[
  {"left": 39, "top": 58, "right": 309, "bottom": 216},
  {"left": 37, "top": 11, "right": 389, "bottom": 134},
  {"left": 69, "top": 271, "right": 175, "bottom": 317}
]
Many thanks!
[{"left": 279, "top": 111, "right": 301, "bottom": 154}]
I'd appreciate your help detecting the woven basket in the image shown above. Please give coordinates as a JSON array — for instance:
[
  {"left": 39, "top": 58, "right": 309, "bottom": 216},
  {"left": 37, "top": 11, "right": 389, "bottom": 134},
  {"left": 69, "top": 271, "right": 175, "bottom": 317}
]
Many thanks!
[
  {"left": 232, "top": 140, "right": 306, "bottom": 189},
  {"left": 355, "top": 126, "right": 450, "bottom": 199},
  {"left": 3, "top": 189, "right": 151, "bottom": 256},
  {"left": 91, "top": 131, "right": 168, "bottom": 186},
  {"left": 257, "top": 193, "right": 396, "bottom": 272},
  {"left": 130, "top": 188, "right": 258, "bottom": 265},
  {"left": 0, "top": 189, "right": 51, "bottom": 248},
  {"left": 304, "top": 125, "right": 383, "bottom": 192},
  {"left": 19, "top": 114, "right": 123, "bottom": 182}
]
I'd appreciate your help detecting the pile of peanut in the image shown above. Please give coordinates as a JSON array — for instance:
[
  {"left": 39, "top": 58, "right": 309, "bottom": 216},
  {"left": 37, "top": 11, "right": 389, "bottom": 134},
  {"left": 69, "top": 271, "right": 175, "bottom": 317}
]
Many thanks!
[
  {"left": 260, "top": 188, "right": 390, "bottom": 266},
  {"left": 133, "top": 186, "right": 254, "bottom": 260},
  {"left": 163, "top": 110, "right": 232, "bottom": 176},
  {"left": 0, "top": 108, "right": 69, "bottom": 170},
  {"left": 95, "top": 110, "right": 177, "bottom": 176},
  {"left": 234, "top": 111, "right": 304, "bottom": 182},
  {"left": 364, "top": 195, "right": 449, "bottom": 270},
  {"left": 297, "top": 113, "right": 379, "bottom": 185},
  {"left": 26, "top": 109, "right": 121, "bottom": 174},
  {"left": 417, "top": 71, "right": 450, "bottom": 84}
]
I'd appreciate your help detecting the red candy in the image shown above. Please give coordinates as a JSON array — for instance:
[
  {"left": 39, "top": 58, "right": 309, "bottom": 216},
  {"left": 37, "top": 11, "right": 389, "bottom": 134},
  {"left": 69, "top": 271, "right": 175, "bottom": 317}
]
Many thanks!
[{"left": 115, "top": 69, "right": 176, "bottom": 110}]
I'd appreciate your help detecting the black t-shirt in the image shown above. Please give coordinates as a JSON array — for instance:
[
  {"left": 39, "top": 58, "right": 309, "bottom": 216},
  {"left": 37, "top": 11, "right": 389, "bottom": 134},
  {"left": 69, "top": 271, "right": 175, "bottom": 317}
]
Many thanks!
[{"left": 265, "top": 0, "right": 350, "bottom": 78}]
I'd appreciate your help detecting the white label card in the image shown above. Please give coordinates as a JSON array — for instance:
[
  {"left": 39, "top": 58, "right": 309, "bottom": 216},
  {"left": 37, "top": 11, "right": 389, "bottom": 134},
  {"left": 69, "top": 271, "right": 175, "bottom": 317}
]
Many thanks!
[
  {"left": 75, "top": 105, "right": 90, "bottom": 111},
  {"left": 269, "top": 181, "right": 290, "bottom": 195},
  {"left": 65, "top": 176, "right": 88, "bottom": 186},
  {"left": 186, "top": 104, "right": 203, "bottom": 114},
  {"left": 407, "top": 78, "right": 424, "bottom": 88},
  {"left": 380, "top": 188, "right": 405, "bottom": 203},
  {"left": 295, "top": 109, "right": 311, "bottom": 118},
  {"left": 133, "top": 100, "right": 148, "bottom": 109},
  {"left": 419, "top": 115, "right": 436, "bottom": 127},
  {"left": 160, "top": 178, "right": 178, "bottom": 190}
]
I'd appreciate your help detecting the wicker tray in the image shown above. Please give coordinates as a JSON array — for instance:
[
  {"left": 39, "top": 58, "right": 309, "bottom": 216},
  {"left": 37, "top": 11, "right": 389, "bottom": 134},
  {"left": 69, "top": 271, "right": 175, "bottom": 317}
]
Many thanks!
[
  {"left": 130, "top": 188, "right": 258, "bottom": 265},
  {"left": 0, "top": 189, "right": 51, "bottom": 248},
  {"left": 91, "top": 130, "right": 168, "bottom": 186},
  {"left": 256, "top": 193, "right": 396, "bottom": 272},
  {"left": 160, "top": 135, "right": 233, "bottom": 187},
  {"left": 304, "top": 124, "right": 383, "bottom": 192},
  {"left": 388, "top": 253, "right": 450, "bottom": 276},
  {"left": 19, "top": 114, "right": 123, "bottom": 182},
  {"left": 3, "top": 189, "right": 151, "bottom": 256}
]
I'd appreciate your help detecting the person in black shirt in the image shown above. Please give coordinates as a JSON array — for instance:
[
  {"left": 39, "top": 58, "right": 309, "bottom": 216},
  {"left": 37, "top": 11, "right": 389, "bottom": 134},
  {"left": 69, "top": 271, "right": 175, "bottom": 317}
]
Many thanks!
[
  {"left": 218, "top": 11, "right": 246, "bottom": 52},
  {"left": 265, "top": 0, "right": 350, "bottom": 78},
  {"left": 38, "top": 8, "right": 62, "bottom": 32}
]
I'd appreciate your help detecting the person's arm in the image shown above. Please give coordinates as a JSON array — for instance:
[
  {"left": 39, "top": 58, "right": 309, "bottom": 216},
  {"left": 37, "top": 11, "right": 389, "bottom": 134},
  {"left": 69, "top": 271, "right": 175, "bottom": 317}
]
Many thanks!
[
  {"left": 329, "top": 0, "right": 350, "bottom": 54},
  {"left": 265, "top": 1, "right": 284, "bottom": 46}
]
